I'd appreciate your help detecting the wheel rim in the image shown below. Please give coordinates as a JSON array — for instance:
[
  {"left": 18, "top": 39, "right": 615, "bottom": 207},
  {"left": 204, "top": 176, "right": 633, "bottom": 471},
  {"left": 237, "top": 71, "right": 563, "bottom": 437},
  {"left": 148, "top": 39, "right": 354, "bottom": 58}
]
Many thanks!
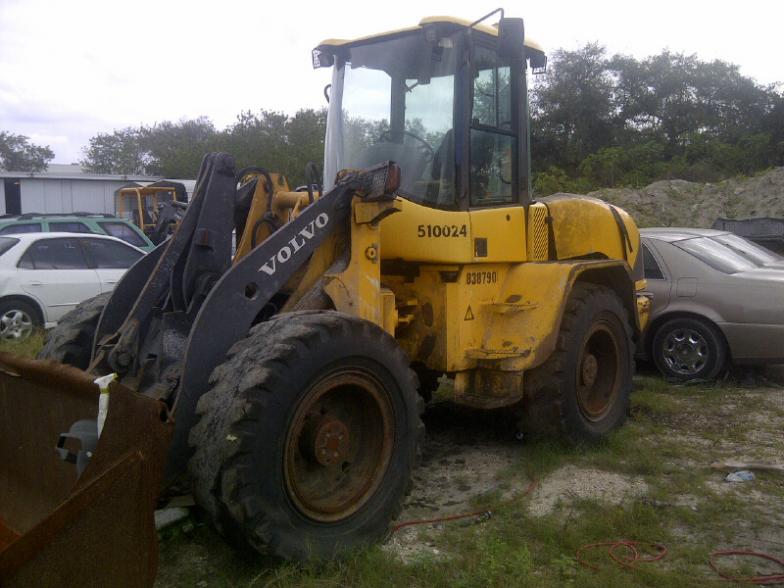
[
  {"left": 284, "top": 369, "right": 394, "bottom": 522},
  {"left": 662, "top": 328, "right": 708, "bottom": 376},
  {"left": 0, "top": 309, "right": 33, "bottom": 341},
  {"left": 576, "top": 321, "right": 622, "bottom": 422}
]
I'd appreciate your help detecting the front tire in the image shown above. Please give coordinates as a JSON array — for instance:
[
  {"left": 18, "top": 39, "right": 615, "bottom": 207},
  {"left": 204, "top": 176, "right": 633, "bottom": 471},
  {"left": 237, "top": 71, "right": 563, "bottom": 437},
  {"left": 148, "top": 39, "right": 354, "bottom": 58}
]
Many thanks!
[
  {"left": 37, "top": 292, "right": 110, "bottom": 368},
  {"left": 520, "top": 283, "right": 633, "bottom": 444},
  {"left": 188, "top": 311, "right": 424, "bottom": 560},
  {"left": 652, "top": 317, "right": 726, "bottom": 381}
]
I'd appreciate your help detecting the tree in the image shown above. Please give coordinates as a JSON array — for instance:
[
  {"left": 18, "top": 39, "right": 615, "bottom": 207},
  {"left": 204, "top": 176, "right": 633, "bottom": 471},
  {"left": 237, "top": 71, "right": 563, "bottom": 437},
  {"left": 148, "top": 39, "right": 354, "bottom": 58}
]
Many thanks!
[
  {"left": 81, "top": 128, "right": 150, "bottom": 175},
  {"left": 143, "top": 117, "right": 220, "bottom": 178},
  {"left": 0, "top": 131, "right": 54, "bottom": 172},
  {"left": 531, "top": 43, "right": 615, "bottom": 171},
  {"left": 82, "top": 119, "right": 220, "bottom": 177}
]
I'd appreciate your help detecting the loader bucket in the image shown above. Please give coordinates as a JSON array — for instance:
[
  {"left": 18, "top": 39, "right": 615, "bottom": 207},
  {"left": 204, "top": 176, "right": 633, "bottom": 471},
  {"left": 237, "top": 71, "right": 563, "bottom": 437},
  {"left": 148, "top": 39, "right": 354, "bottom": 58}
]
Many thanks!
[{"left": 0, "top": 353, "right": 173, "bottom": 587}]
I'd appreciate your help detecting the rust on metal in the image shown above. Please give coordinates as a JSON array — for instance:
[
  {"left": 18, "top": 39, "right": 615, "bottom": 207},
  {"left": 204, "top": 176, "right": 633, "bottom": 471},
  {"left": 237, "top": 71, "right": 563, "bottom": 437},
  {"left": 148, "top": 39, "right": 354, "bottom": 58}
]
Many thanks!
[
  {"left": 0, "top": 352, "right": 173, "bottom": 587},
  {"left": 576, "top": 323, "right": 622, "bottom": 422},
  {"left": 284, "top": 370, "right": 393, "bottom": 523}
]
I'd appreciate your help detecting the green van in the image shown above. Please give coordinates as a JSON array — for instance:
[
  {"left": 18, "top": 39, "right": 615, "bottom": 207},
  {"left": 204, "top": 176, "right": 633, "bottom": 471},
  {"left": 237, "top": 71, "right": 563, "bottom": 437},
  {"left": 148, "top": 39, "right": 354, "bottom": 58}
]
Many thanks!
[{"left": 0, "top": 212, "right": 155, "bottom": 252}]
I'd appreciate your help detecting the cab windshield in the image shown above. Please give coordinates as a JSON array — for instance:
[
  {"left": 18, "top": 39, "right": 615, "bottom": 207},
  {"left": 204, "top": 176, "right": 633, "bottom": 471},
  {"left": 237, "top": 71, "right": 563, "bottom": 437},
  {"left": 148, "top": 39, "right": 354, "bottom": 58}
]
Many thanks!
[{"left": 324, "top": 30, "right": 460, "bottom": 207}]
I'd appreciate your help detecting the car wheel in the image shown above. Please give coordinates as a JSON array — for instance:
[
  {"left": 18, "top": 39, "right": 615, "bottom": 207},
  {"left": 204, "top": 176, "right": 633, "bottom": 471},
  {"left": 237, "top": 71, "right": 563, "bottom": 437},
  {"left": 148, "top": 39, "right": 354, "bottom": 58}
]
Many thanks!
[
  {"left": 0, "top": 299, "right": 41, "bottom": 341},
  {"left": 652, "top": 317, "right": 727, "bottom": 381}
]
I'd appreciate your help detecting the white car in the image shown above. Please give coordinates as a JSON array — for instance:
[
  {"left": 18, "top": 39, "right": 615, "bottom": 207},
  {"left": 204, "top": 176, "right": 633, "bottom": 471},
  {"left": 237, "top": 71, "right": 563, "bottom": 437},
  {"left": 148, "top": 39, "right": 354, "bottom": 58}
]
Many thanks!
[{"left": 0, "top": 232, "right": 145, "bottom": 340}]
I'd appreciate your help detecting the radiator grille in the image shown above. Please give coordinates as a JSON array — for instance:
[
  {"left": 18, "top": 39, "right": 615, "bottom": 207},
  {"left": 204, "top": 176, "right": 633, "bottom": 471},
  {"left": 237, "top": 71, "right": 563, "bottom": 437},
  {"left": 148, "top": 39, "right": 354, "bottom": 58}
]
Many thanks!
[{"left": 528, "top": 205, "right": 549, "bottom": 261}]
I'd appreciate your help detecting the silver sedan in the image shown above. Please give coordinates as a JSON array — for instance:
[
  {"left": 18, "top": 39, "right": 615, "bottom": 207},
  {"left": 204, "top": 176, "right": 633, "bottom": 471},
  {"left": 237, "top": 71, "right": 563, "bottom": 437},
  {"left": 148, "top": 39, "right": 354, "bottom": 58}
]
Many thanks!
[{"left": 640, "top": 228, "right": 784, "bottom": 380}]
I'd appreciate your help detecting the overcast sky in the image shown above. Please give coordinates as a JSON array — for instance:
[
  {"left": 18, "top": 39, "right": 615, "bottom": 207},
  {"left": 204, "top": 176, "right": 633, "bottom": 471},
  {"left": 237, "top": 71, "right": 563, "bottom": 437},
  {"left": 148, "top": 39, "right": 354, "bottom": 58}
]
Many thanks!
[{"left": 1, "top": 0, "right": 780, "bottom": 164}]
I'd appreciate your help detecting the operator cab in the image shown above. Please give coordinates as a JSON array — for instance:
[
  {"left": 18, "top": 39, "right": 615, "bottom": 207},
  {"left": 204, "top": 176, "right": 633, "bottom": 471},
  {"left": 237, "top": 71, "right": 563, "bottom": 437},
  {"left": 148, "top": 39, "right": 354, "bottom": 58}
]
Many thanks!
[{"left": 313, "top": 14, "right": 546, "bottom": 211}]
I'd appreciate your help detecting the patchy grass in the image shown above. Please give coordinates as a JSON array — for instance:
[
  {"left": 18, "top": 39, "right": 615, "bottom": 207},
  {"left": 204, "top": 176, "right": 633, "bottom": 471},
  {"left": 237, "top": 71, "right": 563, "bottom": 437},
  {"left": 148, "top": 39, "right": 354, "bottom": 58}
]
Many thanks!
[
  {"left": 0, "top": 330, "right": 45, "bottom": 358},
  {"left": 9, "top": 323, "right": 780, "bottom": 584},
  {"left": 155, "top": 374, "right": 784, "bottom": 587}
]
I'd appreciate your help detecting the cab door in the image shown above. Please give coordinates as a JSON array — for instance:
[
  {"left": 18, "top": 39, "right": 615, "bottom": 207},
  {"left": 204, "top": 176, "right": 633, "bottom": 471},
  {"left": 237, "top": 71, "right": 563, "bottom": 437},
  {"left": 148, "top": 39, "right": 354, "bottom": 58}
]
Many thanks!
[{"left": 467, "top": 43, "right": 526, "bottom": 263}]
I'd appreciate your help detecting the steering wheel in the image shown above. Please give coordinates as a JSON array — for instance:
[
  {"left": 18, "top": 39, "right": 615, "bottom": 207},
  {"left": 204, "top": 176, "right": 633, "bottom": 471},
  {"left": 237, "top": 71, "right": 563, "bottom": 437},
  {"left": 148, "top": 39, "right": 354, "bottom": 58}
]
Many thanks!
[{"left": 380, "top": 130, "right": 434, "bottom": 163}]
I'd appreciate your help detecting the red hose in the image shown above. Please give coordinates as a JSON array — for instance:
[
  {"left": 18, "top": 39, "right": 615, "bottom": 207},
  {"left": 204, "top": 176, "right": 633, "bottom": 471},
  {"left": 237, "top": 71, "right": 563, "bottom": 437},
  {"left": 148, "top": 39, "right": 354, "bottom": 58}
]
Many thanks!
[
  {"left": 709, "top": 549, "right": 784, "bottom": 585},
  {"left": 390, "top": 478, "right": 538, "bottom": 535},
  {"left": 576, "top": 540, "right": 667, "bottom": 571}
]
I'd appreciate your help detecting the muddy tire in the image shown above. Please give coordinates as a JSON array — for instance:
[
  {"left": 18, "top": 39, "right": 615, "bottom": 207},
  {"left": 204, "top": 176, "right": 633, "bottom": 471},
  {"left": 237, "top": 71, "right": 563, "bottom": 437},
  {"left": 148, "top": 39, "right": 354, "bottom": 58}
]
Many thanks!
[
  {"left": 37, "top": 292, "right": 111, "bottom": 369},
  {"left": 520, "top": 283, "right": 633, "bottom": 444},
  {"left": 188, "top": 310, "right": 424, "bottom": 561}
]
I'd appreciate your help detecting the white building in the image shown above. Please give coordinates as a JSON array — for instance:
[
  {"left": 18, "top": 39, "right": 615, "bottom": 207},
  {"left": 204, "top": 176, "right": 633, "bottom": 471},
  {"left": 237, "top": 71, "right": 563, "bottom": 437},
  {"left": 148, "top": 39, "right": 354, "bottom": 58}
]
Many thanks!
[{"left": 0, "top": 164, "right": 194, "bottom": 216}]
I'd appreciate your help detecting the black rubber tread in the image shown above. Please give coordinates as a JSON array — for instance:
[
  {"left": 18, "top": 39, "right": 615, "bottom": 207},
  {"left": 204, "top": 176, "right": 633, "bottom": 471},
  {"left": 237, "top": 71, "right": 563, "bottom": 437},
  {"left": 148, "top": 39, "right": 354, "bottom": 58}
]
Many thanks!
[
  {"left": 520, "top": 283, "right": 634, "bottom": 444},
  {"left": 188, "top": 310, "right": 424, "bottom": 561},
  {"left": 651, "top": 316, "right": 727, "bottom": 381},
  {"left": 37, "top": 292, "right": 111, "bottom": 369}
]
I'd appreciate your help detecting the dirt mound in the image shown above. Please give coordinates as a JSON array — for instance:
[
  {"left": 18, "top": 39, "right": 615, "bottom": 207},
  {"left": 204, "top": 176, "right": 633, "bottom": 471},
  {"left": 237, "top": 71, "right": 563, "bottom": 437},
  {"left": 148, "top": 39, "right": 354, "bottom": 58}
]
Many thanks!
[{"left": 584, "top": 167, "right": 784, "bottom": 228}]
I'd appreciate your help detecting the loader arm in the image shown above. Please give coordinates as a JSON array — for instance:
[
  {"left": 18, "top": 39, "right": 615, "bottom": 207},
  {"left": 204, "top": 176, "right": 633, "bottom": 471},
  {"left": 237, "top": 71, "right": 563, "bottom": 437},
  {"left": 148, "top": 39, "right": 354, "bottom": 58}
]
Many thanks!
[{"left": 90, "top": 154, "right": 401, "bottom": 476}]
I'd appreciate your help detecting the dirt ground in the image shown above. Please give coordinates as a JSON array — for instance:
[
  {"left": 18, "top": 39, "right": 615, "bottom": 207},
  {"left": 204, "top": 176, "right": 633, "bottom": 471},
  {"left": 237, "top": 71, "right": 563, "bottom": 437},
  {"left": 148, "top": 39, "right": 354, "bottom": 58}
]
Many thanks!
[{"left": 155, "top": 371, "right": 784, "bottom": 587}]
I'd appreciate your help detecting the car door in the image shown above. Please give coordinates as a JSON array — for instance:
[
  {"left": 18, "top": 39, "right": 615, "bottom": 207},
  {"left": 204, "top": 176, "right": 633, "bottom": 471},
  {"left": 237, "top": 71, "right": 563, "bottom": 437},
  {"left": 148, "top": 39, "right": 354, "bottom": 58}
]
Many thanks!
[
  {"left": 80, "top": 237, "right": 144, "bottom": 292},
  {"left": 641, "top": 241, "right": 671, "bottom": 317},
  {"left": 17, "top": 237, "right": 101, "bottom": 322}
]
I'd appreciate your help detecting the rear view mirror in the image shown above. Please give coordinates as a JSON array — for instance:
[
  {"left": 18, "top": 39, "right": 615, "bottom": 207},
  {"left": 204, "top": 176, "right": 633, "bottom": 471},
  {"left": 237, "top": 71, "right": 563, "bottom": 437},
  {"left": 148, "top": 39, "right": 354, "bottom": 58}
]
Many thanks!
[{"left": 498, "top": 18, "right": 525, "bottom": 62}]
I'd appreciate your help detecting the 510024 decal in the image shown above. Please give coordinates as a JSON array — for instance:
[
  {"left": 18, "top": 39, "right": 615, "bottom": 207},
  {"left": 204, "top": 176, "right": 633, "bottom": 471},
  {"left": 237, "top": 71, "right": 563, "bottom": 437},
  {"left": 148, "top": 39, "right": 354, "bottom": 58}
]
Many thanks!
[{"left": 417, "top": 224, "right": 468, "bottom": 238}]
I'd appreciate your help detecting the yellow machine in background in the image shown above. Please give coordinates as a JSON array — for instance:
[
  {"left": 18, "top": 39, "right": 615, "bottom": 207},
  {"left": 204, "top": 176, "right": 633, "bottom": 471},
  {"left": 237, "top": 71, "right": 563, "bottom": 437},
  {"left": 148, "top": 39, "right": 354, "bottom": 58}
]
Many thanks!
[
  {"left": 116, "top": 181, "right": 188, "bottom": 244},
  {"left": 2, "top": 11, "right": 650, "bottom": 585}
]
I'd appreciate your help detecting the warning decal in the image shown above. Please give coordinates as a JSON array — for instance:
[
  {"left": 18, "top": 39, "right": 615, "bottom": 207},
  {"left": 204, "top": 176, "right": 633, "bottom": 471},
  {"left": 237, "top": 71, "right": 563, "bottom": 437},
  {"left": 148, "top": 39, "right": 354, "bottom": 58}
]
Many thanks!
[{"left": 464, "top": 305, "right": 475, "bottom": 321}]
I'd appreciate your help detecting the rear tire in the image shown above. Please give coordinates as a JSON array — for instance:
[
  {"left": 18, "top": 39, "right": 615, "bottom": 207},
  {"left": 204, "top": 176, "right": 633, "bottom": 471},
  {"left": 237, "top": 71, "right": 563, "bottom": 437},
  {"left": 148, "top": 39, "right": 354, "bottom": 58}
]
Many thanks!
[
  {"left": 520, "top": 283, "right": 633, "bottom": 444},
  {"left": 651, "top": 317, "right": 726, "bottom": 381},
  {"left": 188, "top": 311, "right": 424, "bottom": 561},
  {"left": 37, "top": 292, "right": 110, "bottom": 369}
]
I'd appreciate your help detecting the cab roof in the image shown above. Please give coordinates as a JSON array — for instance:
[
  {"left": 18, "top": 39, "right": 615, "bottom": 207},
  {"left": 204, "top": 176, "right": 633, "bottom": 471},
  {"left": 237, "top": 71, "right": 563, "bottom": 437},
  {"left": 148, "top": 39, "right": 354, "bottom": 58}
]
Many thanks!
[{"left": 315, "top": 15, "right": 544, "bottom": 55}]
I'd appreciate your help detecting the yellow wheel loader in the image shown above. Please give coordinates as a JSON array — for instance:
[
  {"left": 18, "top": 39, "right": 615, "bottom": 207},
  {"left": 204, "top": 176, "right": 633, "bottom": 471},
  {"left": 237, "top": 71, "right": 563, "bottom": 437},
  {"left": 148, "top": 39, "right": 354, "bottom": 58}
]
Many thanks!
[
  {"left": 0, "top": 11, "right": 651, "bottom": 585},
  {"left": 117, "top": 182, "right": 189, "bottom": 245}
]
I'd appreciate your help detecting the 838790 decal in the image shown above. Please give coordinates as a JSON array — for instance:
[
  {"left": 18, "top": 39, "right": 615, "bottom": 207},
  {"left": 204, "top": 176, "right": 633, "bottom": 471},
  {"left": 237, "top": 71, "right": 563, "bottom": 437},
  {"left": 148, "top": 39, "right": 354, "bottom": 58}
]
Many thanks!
[
  {"left": 465, "top": 271, "right": 498, "bottom": 285},
  {"left": 417, "top": 224, "right": 468, "bottom": 238}
]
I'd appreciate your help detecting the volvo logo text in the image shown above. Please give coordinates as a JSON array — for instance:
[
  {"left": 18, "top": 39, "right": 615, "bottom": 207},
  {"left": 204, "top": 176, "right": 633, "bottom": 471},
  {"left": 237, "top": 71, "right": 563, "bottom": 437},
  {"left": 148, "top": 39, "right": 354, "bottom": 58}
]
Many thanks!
[{"left": 259, "top": 213, "right": 329, "bottom": 276}]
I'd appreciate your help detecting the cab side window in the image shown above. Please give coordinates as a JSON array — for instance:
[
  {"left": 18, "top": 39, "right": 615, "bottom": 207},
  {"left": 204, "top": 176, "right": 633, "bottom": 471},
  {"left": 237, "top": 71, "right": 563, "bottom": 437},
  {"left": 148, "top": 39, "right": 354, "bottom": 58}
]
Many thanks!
[{"left": 470, "top": 45, "right": 515, "bottom": 206}]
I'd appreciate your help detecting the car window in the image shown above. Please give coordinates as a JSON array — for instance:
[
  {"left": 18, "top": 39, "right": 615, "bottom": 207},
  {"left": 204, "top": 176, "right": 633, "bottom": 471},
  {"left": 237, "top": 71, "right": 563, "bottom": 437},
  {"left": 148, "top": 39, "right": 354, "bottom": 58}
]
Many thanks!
[
  {"left": 18, "top": 238, "right": 88, "bottom": 270},
  {"left": 642, "top": 243, "right": 665, "bottom": 280},
  {"left": 97, "top": 221, "right": 148, "bottom": 247},
  {"left": 49, "top": 221, "right": 94, "bottom": 234},
  {"left": 712, "top": 233, "right": 782, "bottom": 265},
  {"left": 0, "top": 223, "right": 42, "bottom": 235},
  {"left": 675, "top": 237, "right": 759, "bottom": 274},
  {"left": 0, "top": 237, "right": 19, "bottom": 256},
  {"left": 81, "top": 238, "right": 143, "bottom": 269}
]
